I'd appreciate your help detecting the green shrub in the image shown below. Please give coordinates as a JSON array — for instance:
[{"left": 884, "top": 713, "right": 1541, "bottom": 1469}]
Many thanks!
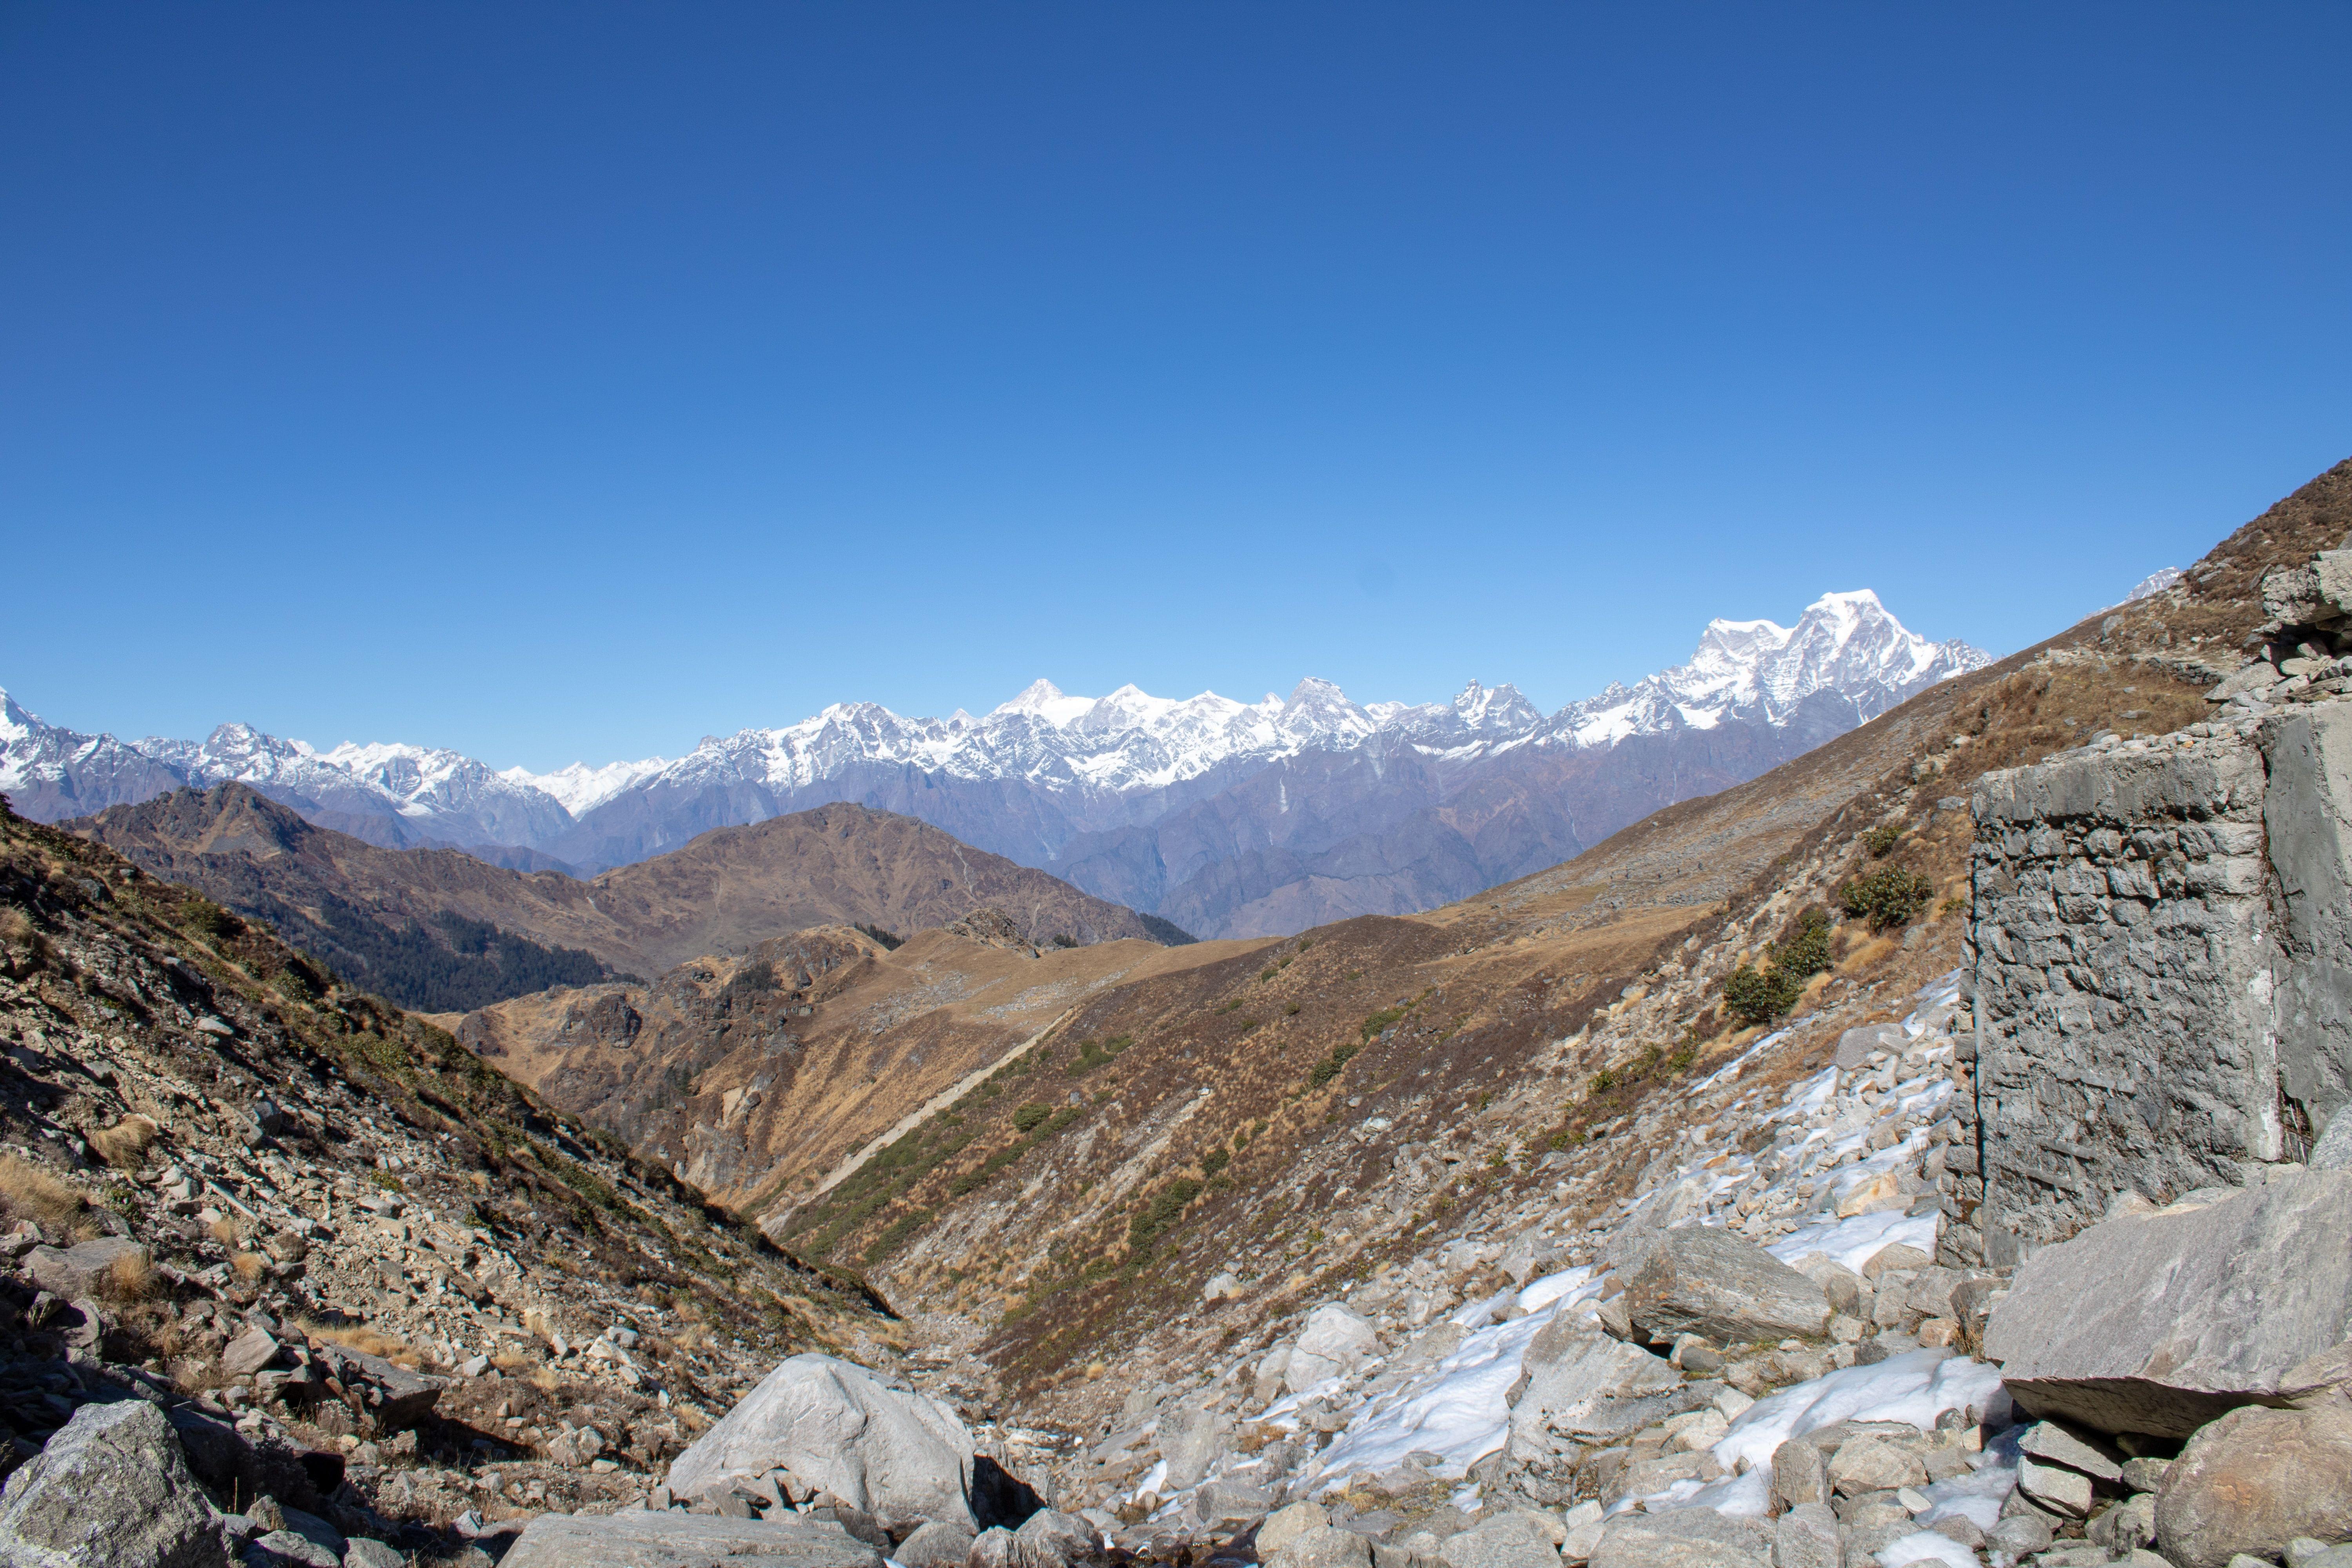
[
  {"left": 1724, "top": 907, "right": 1836, "bottom": 1026},
  {"left": 1012, "top": 1103, "right": 1051, "bottom": 1133},
  {"left": 1307, "top": 1041, "right": 1360, "bottom": 1089},
  {"left": 1128, "top": 1178, "right": 1204, "bottom": 1250},
  {"left": 1200, "top": 1147, "right": 1230, "bottom": 1178},
  {"left": 1863, "top": 824, "right": 1904, "bottom": 858},
  {"left": 1724, "top": 963, "right": 1802, "bottom": 1027},
  {"left": 1359, "top": 1006, "right": 1406, "bottom": 1042},
  {"left": 1840, "top": 866, "right": 1936, "bottom": 931}
]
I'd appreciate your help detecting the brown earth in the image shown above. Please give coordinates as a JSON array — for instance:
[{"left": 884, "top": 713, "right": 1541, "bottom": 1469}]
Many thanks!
[{"left": 71, "top": 789, "right": 1182, "bottom": 985}]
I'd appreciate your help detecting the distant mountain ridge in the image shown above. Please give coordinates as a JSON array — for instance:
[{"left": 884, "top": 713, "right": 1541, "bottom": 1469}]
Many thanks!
[
  {"left": 5, "top": 590, "right": 1988, "bottom": 937},
  {"left": 69, "top": 786, "right": 1185, "bottom": 1009}
]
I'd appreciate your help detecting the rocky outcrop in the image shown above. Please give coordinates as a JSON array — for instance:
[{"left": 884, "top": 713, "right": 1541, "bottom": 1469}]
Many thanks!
[{"left": 1982, "top": 1171, "right": 2352, "bottom": 1436}]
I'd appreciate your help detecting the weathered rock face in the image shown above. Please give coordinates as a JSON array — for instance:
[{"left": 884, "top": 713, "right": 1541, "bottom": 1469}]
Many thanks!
[
  {"left": 2155, "top": 1388, "right": 2352, "bottom": 1568},
  {"left": 0, "top": 1399, "right": 229, "bottom": 1568},
  {"left": 2259, "top": 707, "right": 2352, "bottom": 1144},
  {"left": 1969, "top": 729, "right": 2281, "bottom": 1258},
  {"left": 666, "top": 1354, "right": 980, "bottom": 1528},
  {"left": 1622, "top": 1227, "right": 1830, "bottom": 1345},
  {"left": 499, "top": 1509, "right": 886, "bottom": 1568},
  {"left": 1982, "top": 1173, "right": 2352, "bottom": 1436}
]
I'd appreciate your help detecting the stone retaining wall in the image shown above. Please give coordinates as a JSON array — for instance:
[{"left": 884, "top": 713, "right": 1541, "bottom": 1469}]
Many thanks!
[{"left": 1967, "top": 704, "right": 2352, "bottom": 1261}]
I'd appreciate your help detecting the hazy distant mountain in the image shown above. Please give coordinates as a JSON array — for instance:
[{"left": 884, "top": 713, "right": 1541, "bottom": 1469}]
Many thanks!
[
  {"left": 6, "top": 590, "right": 1987, "bottom": 937},
  {"left": 70, "top": 786, "right": 1185, "bottom": 1003}
]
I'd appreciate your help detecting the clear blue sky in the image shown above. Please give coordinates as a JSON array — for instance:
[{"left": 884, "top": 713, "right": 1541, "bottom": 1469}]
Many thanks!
[{"left": 5, "top": 4, "right": 2348, "bottom": 769}]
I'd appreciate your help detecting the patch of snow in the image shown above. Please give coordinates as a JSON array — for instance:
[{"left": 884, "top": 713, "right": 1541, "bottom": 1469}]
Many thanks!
[
  {"left": 1769, "top": 1208, "right": 1940, "bottom": 1274},
  {"left": 1710, "top": 1350, "right": 2008, "bottom": 1475}
]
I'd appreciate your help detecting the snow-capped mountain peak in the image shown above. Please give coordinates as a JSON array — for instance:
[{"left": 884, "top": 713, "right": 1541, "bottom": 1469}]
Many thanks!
[{"left": 1, "top": 589, "right": 1987, "bottom": 874}]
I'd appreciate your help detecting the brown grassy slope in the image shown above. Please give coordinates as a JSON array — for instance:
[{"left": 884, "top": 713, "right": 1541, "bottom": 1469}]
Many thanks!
[
  {"left": 753, "top": 458, "right": 2347, "bottom": 1397},
  {"left": 0, "top": 802, "right": 897, "bottom": 1365},
  {"left": 75, "top": 789, "right": 1175, "bottom": 978},
  {"left": 456, "top": 925, "right": 1275, "bottom": 1214}
]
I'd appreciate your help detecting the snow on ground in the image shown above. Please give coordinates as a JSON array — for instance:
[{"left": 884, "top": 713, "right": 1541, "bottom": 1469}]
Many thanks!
[{"left": 1304, "top": 1269, "right": 1608, "bottom": 1488}]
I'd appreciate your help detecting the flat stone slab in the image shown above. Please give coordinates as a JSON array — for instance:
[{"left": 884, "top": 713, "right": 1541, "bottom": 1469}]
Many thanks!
[
  {"left": 1983, "top": 1171, "right": 2352, "bottom": 1437},
  {"left": 501, "top": 1510, "right": 884, "bottom": 1568}
]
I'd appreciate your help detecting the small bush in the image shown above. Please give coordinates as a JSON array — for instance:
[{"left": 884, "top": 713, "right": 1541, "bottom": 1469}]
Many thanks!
[
  {"left": 1012, "top": 1103, "right": 1051, "bottom": 1134},
  {"left": 1840, "top": 866, "right": 1937, "bottom": 931},
  {"left": 1307, "top": 1042, "right": 1360, "bottom": 1089},
  {"left": 1724, "top": 907, "right": 1836, "bottom": 1026},
  {"left": 1284, "top": 1002, "right": 1300, "bottom": 1016},
  {"left": 1863, "top": 824, "right": 1904, "bottom": 858},
  {"left": 182, "top": 900, "right": 243, "bottom": 940},
  {"left": 1200, "top": 1147, "right": 1230, "bottom": 1178},
  {"left": 1128, "top": 1178, "right": 1203, "bottom": 1251}
]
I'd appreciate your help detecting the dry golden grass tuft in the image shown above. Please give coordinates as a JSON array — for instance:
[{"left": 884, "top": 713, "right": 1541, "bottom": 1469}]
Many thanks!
[
  {"left": 87, "top": 1114, "right": 158, "bottom": 1169},
  {"left": 0, "top": 908, "right": 31, "bottom": 943},
  {"left": 96, "top": 1250, "right": 157, "bottom": 1303},
  {"left": 300, "top": 1319, "right": 418, "bottom": 1366},
  {"left": 0, "top": 1154, "right": 85, "bottom": 1232},
  {"left": 207, "top": 1216, "right": 244, "bottom": 1249},
  {"left": 229, "top": 1252, "right": 268, "bottom": 1285},
  {"left": 1837, "top": 934, "right": 1901, "bottom": 976}
]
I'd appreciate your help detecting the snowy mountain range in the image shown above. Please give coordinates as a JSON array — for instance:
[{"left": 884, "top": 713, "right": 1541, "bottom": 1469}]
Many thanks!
[{"left": 3, "top": 590, "right": 1987, "bottom": 936}]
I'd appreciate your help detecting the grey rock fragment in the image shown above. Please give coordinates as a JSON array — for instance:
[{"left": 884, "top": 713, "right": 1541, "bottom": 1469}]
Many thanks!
[
  {"left": 1770, "top": 1438, "right": 1828, "bottom": 1512},
  {"left": 499, "top": 1510, "right": 886, "bottom": 1568},
  {"left": 1589, "top": 1506, "right": 1772, "bottom": 1568},
  {"left": 1769, "top": 1503, "right": 1838, "bottom": 1568},
  {"left": 1010, "top": 1510, "right": 1102, "bottom": 1568},
  {"left": 897, "top": 1521, "right": 978, "bottom": 1568},
  {"left": 2154, "top": 1383, "right": 2352, "bottom": 1568},
  {"left": 1984, "top": 1172, "right": 2352, "bottom": 1436},
  {"left": 1623, "top": 1227, "right": 1831, "bottom": 1345}
]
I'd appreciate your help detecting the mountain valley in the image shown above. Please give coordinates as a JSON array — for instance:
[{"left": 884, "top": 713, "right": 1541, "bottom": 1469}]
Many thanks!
[{"left": 3, "top": 460, "right": 2347, "bottom": 1568}]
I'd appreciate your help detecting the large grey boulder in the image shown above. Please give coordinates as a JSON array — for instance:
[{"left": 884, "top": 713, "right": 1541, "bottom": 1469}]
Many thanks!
[
  {"left": 668, "top": 1354, "right": 979, "bottom": 1528},
  {"left": 1588, "top": 1506, "right": 1772, "bottom": 1568},
  {"left": 501, "top": 1510, "right": 884, "bottom": 1568},
  {"left": 2154, "top": 1368, "right": 2352, "bottom": 1568},
  {"left": 0, "top": 1399, "right": 229, "bottom": 1568},
  {"left": 1982, "top": 1172, "right": 2352, "bottom": 1436},
  {"left": 1507, "top": 1316, "right": 1681, "bottom": 1451},
  {"left": 1158, "top": 1397, "right": 1233, "bottom": 1490},
  {"left": 1286, "top": 1304, "right": 1378, "bottom": 1391},
  {"left": 1624, "top": 1227, "right": 1830, "bottom": 1345}
]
